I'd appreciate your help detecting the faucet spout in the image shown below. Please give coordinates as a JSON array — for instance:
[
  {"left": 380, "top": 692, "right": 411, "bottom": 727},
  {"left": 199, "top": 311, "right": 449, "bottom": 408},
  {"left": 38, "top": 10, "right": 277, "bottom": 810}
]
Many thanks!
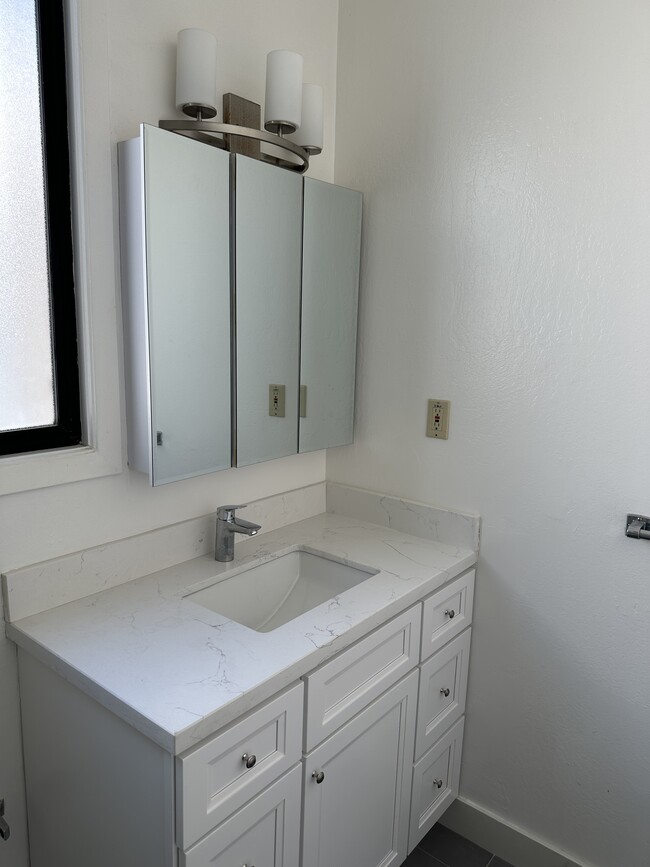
[
  {"left": 215, "top": 504, "right": 262, "bottom": 562},
  {"left": 229, "top": 516, "right": 261, "bottom": 536}
]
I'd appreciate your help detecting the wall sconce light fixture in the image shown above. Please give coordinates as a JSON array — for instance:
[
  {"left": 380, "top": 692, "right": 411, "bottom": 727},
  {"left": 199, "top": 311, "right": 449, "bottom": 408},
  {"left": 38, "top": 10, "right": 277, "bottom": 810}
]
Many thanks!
[{"left": 159, "top": 29, "right": 323, "bottom": 173}]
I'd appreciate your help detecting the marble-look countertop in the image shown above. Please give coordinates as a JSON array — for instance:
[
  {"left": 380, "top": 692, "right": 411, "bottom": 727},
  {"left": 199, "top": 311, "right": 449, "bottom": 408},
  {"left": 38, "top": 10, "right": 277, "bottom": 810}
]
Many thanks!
[{"left": 7, "top": 513, "right": 476, "bottom": 755}]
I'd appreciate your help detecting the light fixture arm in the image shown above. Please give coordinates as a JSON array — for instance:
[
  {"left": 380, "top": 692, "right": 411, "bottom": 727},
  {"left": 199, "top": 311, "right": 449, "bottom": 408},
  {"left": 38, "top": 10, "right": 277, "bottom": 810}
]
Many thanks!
[
  {"left": 159, "top": 92, "right": 310, "bottom": 173},
  {"left": 158, "top": 117, "right": 310, "bottom": 173}
]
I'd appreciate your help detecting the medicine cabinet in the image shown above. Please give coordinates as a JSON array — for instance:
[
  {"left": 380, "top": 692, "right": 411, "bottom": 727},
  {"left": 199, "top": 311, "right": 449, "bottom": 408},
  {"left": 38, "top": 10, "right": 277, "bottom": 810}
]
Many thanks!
[{"left": 119, "top": 124, "right": 362, "bottom": 485}]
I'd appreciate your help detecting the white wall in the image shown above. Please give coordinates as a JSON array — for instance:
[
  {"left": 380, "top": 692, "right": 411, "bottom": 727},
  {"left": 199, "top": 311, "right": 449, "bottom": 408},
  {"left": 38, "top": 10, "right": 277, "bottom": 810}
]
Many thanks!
[
  {"left": 333, "top": 2, "right": 650, "bottom": 866},
  {"left": 0, "top": 2, "right": 339, "bottom": 863}
]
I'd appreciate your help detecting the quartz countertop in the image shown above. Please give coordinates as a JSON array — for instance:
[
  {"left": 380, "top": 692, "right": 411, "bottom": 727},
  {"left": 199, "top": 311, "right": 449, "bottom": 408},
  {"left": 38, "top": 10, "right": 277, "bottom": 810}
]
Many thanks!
[{"left": 7, "top": 512, "right": 477, "bottom": 755}]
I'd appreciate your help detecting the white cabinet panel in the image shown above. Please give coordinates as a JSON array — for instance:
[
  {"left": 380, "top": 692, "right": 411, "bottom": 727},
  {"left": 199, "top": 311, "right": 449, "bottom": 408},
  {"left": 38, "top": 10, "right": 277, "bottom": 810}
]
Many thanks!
[
  {"left": 180, "top": 766, "right": 301, "bottom": 867},
  {"left": 177, "top": 683, "right": 303, "bottom": 848},
  {"left": 421, "top": 570, "right": 475, "bottom": 662},
  {"left": 302, "top": 670, "right": 418, "bottom": 867},
  {"left": 304, "top": 606, "right": 421, "bottom": 751},
  {"left": 415, "top": 628, "right": 471, "bottom": 759},
  {"left": 409, "top": 717, "right": 465, "bottom": 853}
]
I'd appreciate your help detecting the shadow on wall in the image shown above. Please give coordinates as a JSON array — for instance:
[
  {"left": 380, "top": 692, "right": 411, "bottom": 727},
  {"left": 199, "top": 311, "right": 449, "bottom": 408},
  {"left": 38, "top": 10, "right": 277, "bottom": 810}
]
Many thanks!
[{"left": 463, "top": 535, "right": 650, "bottom": 867}]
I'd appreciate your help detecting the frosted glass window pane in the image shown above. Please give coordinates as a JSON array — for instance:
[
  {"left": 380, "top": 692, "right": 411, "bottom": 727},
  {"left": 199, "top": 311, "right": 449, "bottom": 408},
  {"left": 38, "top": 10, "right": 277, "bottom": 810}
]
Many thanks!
[{"left": 0, "top": 0, "right": 55, "bottom": 431}]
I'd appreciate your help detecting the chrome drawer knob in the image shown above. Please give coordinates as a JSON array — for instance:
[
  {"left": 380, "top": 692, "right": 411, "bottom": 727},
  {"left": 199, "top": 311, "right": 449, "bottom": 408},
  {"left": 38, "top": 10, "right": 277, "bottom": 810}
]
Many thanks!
[
  {"left": 312, "top": 770, "right": 325, "bottom": 784},
  {"left": 444, "top": 609, "right": 456, "bottom": 619},
  {"left": 434, "top": 778, "right": 443, "bottom": 789},
  {"left": 242, "top": 753, "right": 257, "bottom": 769},
  {"left": 440, "top": 687, "right": 450, "bottom": 697}
]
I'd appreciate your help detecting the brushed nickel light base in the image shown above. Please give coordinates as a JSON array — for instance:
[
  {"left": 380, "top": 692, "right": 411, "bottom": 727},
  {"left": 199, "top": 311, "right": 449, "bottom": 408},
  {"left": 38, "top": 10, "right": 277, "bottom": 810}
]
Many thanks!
[
  {"left": 160, "top": 93, "right": 310, "bottom": 173},
  {"left": 180, "top": 102, "right": 217, "bottom": 120}
]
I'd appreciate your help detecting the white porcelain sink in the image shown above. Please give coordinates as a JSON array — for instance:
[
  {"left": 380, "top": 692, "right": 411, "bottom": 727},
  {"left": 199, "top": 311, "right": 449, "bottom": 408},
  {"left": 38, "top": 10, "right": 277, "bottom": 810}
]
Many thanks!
[{"left": 185, "top": 550, "right": 379, "bottom": 633}]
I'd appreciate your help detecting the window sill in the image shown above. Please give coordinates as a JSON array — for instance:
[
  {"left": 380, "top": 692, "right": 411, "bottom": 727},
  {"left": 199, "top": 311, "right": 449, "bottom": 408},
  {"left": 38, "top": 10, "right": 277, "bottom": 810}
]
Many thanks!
[{"left": 0, "top": 443, "right": 121, "bottom": 496}]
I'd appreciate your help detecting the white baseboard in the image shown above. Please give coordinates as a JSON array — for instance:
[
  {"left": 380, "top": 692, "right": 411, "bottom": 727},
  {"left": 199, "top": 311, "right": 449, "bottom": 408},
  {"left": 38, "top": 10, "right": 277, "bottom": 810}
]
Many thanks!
[{"left": 440, "top": 797, "right": 593, "bottom": 867}]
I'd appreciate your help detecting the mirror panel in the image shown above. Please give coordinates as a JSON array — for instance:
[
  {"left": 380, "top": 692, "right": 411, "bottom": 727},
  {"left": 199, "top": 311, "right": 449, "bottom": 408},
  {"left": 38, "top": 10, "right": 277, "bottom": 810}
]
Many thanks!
[
  {"left": 235, "top": 155, "right": 303, "bottom": 466},
  {"left": 299, "top": 178, "right": 362, "bottom": 453},
  {"left": 143, "top": 126, "right": 231, "bottom": 483}
]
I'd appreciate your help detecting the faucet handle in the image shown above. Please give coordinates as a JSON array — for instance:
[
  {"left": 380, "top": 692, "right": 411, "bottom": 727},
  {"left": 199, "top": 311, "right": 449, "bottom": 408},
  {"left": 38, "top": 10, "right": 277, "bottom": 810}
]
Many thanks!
[{"left": 217, "top": 504, "right": 248, "bottom": 521}]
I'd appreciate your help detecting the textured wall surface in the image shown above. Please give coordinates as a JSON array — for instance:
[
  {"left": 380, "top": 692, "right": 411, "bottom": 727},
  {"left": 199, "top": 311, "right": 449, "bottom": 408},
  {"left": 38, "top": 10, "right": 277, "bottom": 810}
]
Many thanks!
[
  {"left": 0, "top": 2, "right": 338, "bottom": 862},
  {"left": 332, "top": 2, "right": 650, "bottom": 866}
]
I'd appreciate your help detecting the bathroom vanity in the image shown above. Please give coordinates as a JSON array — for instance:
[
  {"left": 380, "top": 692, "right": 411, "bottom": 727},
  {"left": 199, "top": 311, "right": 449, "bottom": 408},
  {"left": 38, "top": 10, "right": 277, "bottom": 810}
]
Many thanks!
[{"left": 5, "top": 490, "right": 478, "bottom": 867}]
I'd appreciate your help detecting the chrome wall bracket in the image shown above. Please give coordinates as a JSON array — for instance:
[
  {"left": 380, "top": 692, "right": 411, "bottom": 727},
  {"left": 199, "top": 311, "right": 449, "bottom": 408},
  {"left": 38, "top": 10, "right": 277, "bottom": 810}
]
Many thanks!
[{"left": 625, "top": 514, "right": 650, "bottom": 540}]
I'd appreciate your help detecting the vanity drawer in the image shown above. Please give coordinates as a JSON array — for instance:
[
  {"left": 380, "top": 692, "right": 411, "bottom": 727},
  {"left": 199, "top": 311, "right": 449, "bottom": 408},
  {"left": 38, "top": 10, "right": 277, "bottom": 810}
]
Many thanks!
[
  {"left": 408, "top": 716, "right": 464, "bottom": 853},
  {"left": 415, "top": 628, "right": 471, "bottom": 759},
  {"left": 421, "top": 570, "right": 474, "bottom": 662},
  {"left": 304, "top": 605, "right": 421, "bottom": 751},
  {"left": 180, "top": 765, "right": 301, "bottom": 867},
  {"left": 176, "top": 683, "right": 303, "bottom": 849}
]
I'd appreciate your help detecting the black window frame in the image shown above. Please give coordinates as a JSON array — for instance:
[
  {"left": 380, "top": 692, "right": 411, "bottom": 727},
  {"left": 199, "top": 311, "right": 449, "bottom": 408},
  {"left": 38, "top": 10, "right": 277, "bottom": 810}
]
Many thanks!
[{"left": 0, "top": 0, "right": 82, "bottom": 457}]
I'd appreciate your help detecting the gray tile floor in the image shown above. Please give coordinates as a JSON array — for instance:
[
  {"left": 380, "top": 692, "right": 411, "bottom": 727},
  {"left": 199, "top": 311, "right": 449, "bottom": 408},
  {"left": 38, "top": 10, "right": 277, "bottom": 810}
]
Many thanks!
[{"left": 404, "top": 824, "right": 515, "bottom": 867}]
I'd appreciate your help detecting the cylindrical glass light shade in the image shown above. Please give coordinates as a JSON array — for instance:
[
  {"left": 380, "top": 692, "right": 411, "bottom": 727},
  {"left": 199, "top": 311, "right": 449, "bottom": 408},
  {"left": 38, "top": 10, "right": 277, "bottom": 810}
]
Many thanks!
[
  {"left": 176, "top": 29, "right": 217, "bottom": 119},
  {"left": 264, "top": 49, "right": 303, "bottom": 134},
  {"left": 290, "top": 84, "right": 323, "bottom": 154}
]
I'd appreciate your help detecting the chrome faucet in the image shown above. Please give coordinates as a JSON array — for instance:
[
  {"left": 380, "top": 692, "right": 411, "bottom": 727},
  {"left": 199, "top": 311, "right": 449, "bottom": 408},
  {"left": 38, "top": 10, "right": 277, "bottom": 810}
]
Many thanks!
[{"left": 215, "top": 504, "right": 261, "bottom": 562}]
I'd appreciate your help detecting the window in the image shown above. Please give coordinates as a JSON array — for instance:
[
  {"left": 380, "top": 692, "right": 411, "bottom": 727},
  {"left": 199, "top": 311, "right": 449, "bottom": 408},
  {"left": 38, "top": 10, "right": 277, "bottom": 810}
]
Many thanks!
[{"left": 0, "top": 0, "right": 81, "bottom": 456}]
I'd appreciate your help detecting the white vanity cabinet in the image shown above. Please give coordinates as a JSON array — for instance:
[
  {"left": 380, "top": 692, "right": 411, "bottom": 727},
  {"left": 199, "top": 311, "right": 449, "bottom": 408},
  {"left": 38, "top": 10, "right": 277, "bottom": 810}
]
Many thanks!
[
  {"left": 407, "top": 569, "right": 475, "bottom": 852},
  {"left": 17, "top": 569, "right": 475, "bottom": 867}
]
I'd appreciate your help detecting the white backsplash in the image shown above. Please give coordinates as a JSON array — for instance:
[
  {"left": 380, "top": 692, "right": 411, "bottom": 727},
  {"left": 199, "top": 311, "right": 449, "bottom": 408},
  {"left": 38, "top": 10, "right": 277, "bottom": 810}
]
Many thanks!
[{"left": 326, "top": 483, "right": 480, "bottom": 552}]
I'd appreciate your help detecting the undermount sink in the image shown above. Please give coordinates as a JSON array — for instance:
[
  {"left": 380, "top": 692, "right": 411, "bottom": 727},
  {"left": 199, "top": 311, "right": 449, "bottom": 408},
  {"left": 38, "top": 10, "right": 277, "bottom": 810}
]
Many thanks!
[{"left": 185, "top": 550, "right": 379, "bottom": 633}]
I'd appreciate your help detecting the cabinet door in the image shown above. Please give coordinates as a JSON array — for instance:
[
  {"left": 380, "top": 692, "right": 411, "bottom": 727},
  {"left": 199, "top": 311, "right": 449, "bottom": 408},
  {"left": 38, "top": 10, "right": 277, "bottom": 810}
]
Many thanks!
[
  {"left": 299, "top": 178, "right": 362, "bottom": 453},
  {"left": 409, "top": 717, "right": 464, "bottom": 852},
  {"left": 181, "top": 766, "right": 301, "bottom": 867},
  {"left": 143, "top": 125, "right": 231, "bottom": 484},
  {"left": 235, "top": 155, "right": 302, "bottom": 466},
  {"left": 302, "top": 670, "right": 418, "bottom": 867}
]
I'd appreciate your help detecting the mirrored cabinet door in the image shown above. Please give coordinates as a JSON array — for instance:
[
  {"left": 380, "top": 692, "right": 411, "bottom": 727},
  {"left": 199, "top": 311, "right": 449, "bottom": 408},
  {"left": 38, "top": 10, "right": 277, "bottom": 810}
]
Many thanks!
[
  {"left": 234, "top": 155, "right": 303, "bottom": 467},
  {"left": 119, "top": 125, "right": 231, "bottom": 485},
  {"left": 299, "top": 178, "right": 362, "bottom": 453}
]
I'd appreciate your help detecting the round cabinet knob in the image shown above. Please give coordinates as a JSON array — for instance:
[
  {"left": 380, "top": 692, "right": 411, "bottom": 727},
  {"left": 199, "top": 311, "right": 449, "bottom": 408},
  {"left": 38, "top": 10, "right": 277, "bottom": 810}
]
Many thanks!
[
  {"left": 312, "top": 770, "right": 325, "bottom": 784},
  {"left": 444, "top": 609, "right": 456, "bottom": 619},
  {"left": 241, "top": 753, "right": 257, "bottom": 769},
  {"left": 434, "top": 778, "right": 443, "bottom": 789},
  {"left": 440, "top": 687, "right": 450, "bottom": 697}
]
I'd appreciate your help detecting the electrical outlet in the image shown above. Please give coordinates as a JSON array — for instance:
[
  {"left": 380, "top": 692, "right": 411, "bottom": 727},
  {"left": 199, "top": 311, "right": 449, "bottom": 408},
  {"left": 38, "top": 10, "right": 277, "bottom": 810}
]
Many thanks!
[
  {"left": 426, "top": 399, "right": 450, "bottom": 439},
  {"left": 269, "top": 384, "right": 286, "bottom": 417}
]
